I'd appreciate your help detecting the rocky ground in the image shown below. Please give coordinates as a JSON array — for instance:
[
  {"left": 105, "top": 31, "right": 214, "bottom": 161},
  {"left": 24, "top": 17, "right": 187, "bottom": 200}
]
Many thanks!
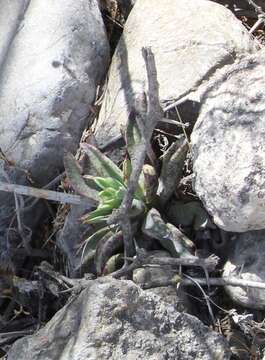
[{"left": 0, "top": 0, "right": 265, "bottom": 359}]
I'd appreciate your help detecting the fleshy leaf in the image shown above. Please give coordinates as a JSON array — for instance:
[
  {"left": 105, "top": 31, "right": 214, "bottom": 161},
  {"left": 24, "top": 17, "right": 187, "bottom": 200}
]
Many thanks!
[
  {"left": 79, "top": 226, "right": 115, "bottom": 270},
  {"left": 157, "top": 136, "right": 188, "bottom": 206},
  {"left": 103, "top": 253, "right": 123, "bottom": 275},
  {"left": 64, "top": 152, "right": 99, "bottom": 202},
  {"left": 98, "top": 188, "right": 117, "bottom": 202},
  {"left": 166, "top": 200, "right": 215, "bottom": 230},
  {"left": 81, "top": 205, "right": 113, "bottom": 224},
  {"left": 81, "top": 143, "right": 123, "bottom": 183},
  {"left": 94, "top": 177, "right": 125, "bottom": 191},
  {"left": 82, "top": 175, "right": 102, "bottom": 192},
  {"left": 142, "top": 208, "right": 194, "bottom": 258},
  {"left": 95, "top": 231, "right": 123, "bottom": 275}
]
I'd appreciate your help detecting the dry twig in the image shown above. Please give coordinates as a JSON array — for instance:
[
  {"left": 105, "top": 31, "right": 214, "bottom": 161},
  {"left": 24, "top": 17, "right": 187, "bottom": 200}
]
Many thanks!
[
  {"left": 111, "top": 252, "right": 219, "bottom": 279},
  {"left": 244, "top": 0, "right": 265, "bottom": 17},
  {"left": 108, "top": 47, "right": 163, "bottom": 261},
  {"left": 0, "top": 182, "right": 84, "bottom": 205}
]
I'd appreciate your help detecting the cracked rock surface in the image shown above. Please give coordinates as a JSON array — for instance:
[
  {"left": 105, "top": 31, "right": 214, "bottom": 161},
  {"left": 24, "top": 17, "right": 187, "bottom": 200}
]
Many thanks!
[
  {"left": 7, "top": 278, "right": 231, "bottom": 360},
  {"left": 192, "top": 50, "right": 265, "bottom": 232},
  {"left": 0, "top": 0, "right": 109, "bottom": 251},
  {"left": 94, "top": 0, "right": 257, "bottom": 149}
]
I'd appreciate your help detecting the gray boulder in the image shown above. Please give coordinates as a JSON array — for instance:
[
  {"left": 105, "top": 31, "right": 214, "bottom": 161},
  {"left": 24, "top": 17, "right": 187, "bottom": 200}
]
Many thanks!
[
  {"left": 0, "top": 0, "right": 109, "bottom": 256},
  {"left": 223, "top": 230, "right": 265, "bottom": 310},
  {"left": 93, "top": 0, "right": 257, "bottom": 149},
  {"left": 133, "top": 250, "right": 191, "bottom": 313},
  {"left": 191, "top": 50, "right": 265, "bottom": 232},
  {"left": 0, "top": 0, "right": 109, "bottom": 179},
  {"left": 7, "top": 278, "right": 231, "bottom": 359}
]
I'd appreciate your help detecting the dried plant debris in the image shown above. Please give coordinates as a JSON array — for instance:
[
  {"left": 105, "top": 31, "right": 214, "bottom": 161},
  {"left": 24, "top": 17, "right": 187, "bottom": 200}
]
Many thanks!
[{"left": 157, "top": 136, "right": 189, "bottom": 206}]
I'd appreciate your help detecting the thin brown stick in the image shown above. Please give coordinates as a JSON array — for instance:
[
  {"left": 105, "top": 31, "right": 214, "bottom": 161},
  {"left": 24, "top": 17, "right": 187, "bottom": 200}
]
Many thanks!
[
  {"left": 244, "top": 0, "right": 265, "bottom": 16},
  {"left": 111, "top": 253, "right": 219, "bottom": 278},
  {"left": 108, "top": 47, "right": 163, "bottom": 260},
  {"left": 141, "top": 276, "right": 265, "bottom": 291}
]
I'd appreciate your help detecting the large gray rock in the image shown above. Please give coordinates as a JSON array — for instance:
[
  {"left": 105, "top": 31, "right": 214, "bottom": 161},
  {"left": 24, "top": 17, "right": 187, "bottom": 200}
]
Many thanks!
[
  {"left": 7, "top": 278, "right": 231, "bottom": 359},
  {"left": 191, "top": 50, "right": 265, "bottom": 232},
  {"left": 223, "top": 230, "right": 265, "bottom": 310},
  {"left": 0, "top": 0, "right": 109, "bottom": 257},
  {"left": 133, "top": 250, "right": 191, "bottom": 313},
  {"left": 0, "top": 0, "right": 30, "bottom": 70},
  {"left": 93, "top": 0, "right": 257, "bottom": 149},
  {"left": 0, "top": 0, "right": 109, "bottom": 178}
]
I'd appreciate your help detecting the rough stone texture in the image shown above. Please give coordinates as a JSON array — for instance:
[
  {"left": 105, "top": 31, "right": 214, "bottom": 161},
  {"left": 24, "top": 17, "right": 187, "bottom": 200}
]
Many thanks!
[
  {"left": 7, "top": 278, "right": 231, "bottom": 360},
  {"left": 191, "top": 50, "right": 265, "bottom": 232},
  {"left": 0, "top": 0, "right": 109, "bottom": 255},
  {"left": 93, "top": 0, "right": 256, "bottom": 149},
  {"left": 0, "top": 0, "right": 30, "bottom": 70},
  {"left": 133, "top": 250, "right": 191, "bottom": 313},
  {"left": 0, "top": 0, "right": 109, "bottom": 178},
  {"left": 223, "top": 230, "right": 265, "bottom": 310}
]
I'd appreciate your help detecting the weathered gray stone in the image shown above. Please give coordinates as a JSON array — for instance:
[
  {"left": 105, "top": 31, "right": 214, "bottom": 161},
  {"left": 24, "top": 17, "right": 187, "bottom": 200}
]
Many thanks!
[
  {"left": 191, "top": 50, "right": 265, "bottom": 232},
  {"left": 0, "top": 0, "right": 30, "bottom": 70},
  {"left": 0, "top": 0, "right": 109, "bottom": 177},
  {"left": 0, "top": 0, "right": 109, "bottom": 256},
  {"left": 93, "top": 0, "right": 257, "bottom": 149},
  {"left": 133, "top": 250, "right": 191, "bottom": 313},
  {"left": 7, "top": 278, "right": 231, "bottom": 359},
  {"left": 223, "top": 230, "right": 265, "bottom": 310}
]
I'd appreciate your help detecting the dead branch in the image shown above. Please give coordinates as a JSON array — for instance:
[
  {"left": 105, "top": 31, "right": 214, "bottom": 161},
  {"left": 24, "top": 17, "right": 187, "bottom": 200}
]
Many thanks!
[
  {"left": 0, "top": 182, "right": 85, "bottom": 205},
  {"left": 141, "top": 275, "right": 265, "bottom": 291},
  {"left": 244, "top": 0, "right": 265, "bottom": 17},
  {"left": 108, "top": 47, "right": 163, "bottom": 261},
  {"left": 111, "top": 253, "right": 219, "bottom": 278}
]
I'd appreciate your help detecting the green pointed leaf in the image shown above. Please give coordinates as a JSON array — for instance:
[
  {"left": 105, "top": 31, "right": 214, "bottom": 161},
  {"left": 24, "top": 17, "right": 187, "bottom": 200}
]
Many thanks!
[
  {"left": 81, "top": 215, "right": 109, "bottom": 225},
  {"left": 81, "top": 143, "right": 123, "bottom": 183},
  {"left": 80, "top": 227, "right": 114, "bottom": 270},
  {"left": 94, "top": 177, "right": 125, "bottom": 191},
  {"left": 81, "top": 205, "right": 113, "bottom": 224},
  {"left": 64, "top": 152, "right": 99, "bottom": 202},
  {"left": 83, "top": 175, "right": 102, "bottom": 192},
  {"left": 98, "top": 188, "right": 117, "bottom": 202}
]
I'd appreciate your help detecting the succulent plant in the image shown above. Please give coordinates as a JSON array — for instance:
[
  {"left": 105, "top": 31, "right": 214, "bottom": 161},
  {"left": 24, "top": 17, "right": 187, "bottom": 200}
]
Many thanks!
[{"left": 64, "top": 119, "right": 214, "bottom": 275}]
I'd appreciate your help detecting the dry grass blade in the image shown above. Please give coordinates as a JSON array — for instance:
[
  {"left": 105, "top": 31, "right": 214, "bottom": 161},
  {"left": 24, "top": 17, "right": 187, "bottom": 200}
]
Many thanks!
[{"left": 0, "top": 182, "right": 83, "bottom": 205}]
